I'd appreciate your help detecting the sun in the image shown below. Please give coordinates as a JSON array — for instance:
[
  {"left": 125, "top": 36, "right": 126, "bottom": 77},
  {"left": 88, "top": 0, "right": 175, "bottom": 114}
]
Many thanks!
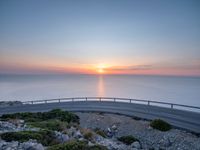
[
  {"left": 98, "top": 68, "right": 104, "bottom": 73},
  {"left": 96, "top": 63, "right": 107, "bottom": 74}
]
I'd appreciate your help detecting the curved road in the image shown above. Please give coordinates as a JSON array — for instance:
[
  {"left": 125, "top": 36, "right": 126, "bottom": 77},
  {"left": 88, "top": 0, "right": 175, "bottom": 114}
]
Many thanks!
[{"left": 0, "top": 101, "right": 200, "bottom": 133}]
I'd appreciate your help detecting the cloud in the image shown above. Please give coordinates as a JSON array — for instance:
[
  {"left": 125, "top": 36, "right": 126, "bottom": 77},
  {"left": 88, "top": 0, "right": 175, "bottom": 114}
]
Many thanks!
[{"left": 107, "top": 65, "right": 152, "bottom": 71}]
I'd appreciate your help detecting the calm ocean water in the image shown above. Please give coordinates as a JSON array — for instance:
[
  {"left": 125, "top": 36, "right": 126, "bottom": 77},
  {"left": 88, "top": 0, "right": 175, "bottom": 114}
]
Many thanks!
[{"left": 0, "top": 74, "right": 200, "bottom": 107}]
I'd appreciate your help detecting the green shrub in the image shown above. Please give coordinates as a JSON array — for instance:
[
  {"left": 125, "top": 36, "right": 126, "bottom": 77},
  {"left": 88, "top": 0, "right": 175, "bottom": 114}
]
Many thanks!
[
  {"left": 150, "top": 119, "right": 171, "bottom": 131},
  {"left": 0, "top": 131, "right": 42, "bottom": 142},
  {"left": 0, "top": 130, "right": 58, "bottom": 146},
  {"left": 28, "top": 120, "right": 67, "bottom": 131},
  {"left": 118, "top": 135, "right": 138, "bottom": 145},
  {"left": 94, "top": 128, "right": 107, "bottom": 138},
  {"left": 48, "top": 141, "right": 108, "bottom": 150},
  {"left": 0, "top": 109, "right": 79, "bottom": 124}
]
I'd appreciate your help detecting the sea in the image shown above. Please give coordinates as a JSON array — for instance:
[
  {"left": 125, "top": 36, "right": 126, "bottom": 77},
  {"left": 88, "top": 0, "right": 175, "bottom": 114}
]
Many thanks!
[{"left": 0, "top": 74, "right": 200, "bottom": 108}]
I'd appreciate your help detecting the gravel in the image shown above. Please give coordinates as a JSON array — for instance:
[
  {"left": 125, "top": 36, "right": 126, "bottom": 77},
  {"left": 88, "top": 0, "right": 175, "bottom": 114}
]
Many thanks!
[{"left": 75, "top": 112, "right": 200, "bottom": 150}]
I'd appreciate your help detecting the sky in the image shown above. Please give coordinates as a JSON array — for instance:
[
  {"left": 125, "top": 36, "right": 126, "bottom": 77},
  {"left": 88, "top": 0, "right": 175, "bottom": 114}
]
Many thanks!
[{"left": 0, "top": 0, "right": 200, "bottom": 76}]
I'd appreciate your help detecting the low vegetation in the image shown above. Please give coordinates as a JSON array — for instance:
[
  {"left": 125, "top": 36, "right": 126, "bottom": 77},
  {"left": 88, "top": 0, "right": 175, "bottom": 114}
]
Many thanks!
[
  {"left": 94, "top": 128, "right": 107, "bottom": 138},
  {"left": 48, "top": 140, "right": 108, "bottom": 150},
  {"left": 150, "top": 119, "right": 171, "bottom": 131},
  {"left": 0, "top": 109, "right": 79, "bottom": 131},
  {"left": 0, "top": 109, "right": 79, "bottom": 124},
  {"left": 83, "top": 131, "right": 93, "bottom": 140},
  {"left": 118, "top": 135, "right": 138, "bottom": 145},
  {"left": 81, "top": 128, "right": 94, "bottom": 140},
  {"left": 0, "top": 109, "right": 82, "bottom": 147},
  {"left": 0, "top": 130, "right": 58, "bottom": 146},
  {"left": 28, "top": 120, "right": 68, "bottom": 131}
]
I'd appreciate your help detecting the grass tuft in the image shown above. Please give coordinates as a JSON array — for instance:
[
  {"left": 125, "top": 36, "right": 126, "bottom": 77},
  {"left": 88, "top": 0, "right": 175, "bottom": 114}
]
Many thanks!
[
  {"left": 81, "top": 128, "right": 94, "bottom": 140},
  {"left": 94, "top": 128, "right": 107, "bottom": 138}
]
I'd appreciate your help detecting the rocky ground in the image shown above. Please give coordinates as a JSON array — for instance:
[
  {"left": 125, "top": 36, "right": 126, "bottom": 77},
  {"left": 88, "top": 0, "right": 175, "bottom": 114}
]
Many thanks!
[
  {"left": 0, "top": 120, "right": 43, "bottom": 150},
  {"left": 0, "top": 111, "right": 200, "bottom": 150},
  {"left": 75, "top": 112, "right": 200, "bottom": 150},
  {"left": 0, "top": 119, "right": 132, "bottom": 150}
]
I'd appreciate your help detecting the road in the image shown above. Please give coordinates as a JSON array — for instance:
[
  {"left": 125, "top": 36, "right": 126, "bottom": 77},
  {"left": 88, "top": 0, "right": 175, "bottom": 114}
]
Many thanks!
[{"left": 0, "top": 101, "right": 200, "bottom": 133}]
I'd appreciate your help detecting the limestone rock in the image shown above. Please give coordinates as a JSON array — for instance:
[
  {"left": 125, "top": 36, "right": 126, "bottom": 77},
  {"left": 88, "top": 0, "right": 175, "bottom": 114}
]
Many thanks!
[
  {"left": 0, "top": 140, "right": 44, "bottom": 150},
  {"left": 131, "top": 141, "right": 141, "bottom": 149},
  {"left": 54, "top": 131, "right": 69, "bottom": 143}
]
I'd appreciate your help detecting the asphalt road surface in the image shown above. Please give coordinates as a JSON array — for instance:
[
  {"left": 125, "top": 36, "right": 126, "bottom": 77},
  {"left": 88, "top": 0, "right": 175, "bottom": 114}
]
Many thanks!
[{"left": 0, "top": 101, "right": 200, "bottom": 133}]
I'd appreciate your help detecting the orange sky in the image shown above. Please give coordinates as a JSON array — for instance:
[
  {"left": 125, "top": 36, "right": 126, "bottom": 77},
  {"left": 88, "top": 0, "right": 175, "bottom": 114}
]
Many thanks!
[
  {"left": 1, "top": 1, "right": 200, "bottom": 77},
  {"left": 1, "top": 58, "right": 199, "bottom": 77}
]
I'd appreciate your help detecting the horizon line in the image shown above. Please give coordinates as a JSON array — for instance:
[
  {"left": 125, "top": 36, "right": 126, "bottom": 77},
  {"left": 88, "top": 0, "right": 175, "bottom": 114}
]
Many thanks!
[{"left": 0, "top": 73, "right": 200, "bottom": 78}]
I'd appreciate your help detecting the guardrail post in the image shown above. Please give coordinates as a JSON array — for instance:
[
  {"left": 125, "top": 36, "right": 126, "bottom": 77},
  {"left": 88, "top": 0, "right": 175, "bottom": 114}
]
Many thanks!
[
  {"left": 114, "top": 98, "right": 116, "bottom": 102},
  {"left": 31, "top": 101, "right": 33, "bottom": 104},
  {"left": 58, "top": 99, "right": 60, "bottom": 103},
  {"left": 130, "top": 99, "right": 131, "bottom": 103},
  {"left": 72, "top": 98, "right": 74, "bottom": 102},
  {"left": 86, "top": 97, "right": 87, "bottom": 101},
  {"left": 99, "top": 97, "right": 101, "bottom": 101},
  {"left": 171, "top": 104, "right": 173, "bottom": 109},
  {"left": 148, "top": 101, "right": 150, "bottom": 105},
  {"left": 45, "top": 100, "right": 47, "bottom": 104}
]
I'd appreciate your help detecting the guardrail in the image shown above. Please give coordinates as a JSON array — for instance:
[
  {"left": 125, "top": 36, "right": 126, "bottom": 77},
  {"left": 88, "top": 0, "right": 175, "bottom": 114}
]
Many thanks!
[{"left": 21, "top": 97, "right": 200, "bottom": 112}]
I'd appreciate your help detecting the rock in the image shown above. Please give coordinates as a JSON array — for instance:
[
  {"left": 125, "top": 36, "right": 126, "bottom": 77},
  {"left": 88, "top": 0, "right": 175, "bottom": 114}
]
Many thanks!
[
  {"left": 148, "top": 126, "right": 153, "bottom": 130},
  {"left": 0, "top": 140, "right": 7, "bottom": 148},
  {"left": 111, "top": 124, "right": 117, "bottom": 130},
  {"left": 106, "top": 125, "right": 118, "bottom": 138},
  {"left": 0, "top": 121, "right": 38, "bottom": 134},
  {"left": 107, "top": 127, "right": 111, "bottom": 132},
  {"left": 106, "top": 127, "right": 115, "bottom": 138},
  {"left": 158, "top": 135, "right": 171, "bottom": 148},
  {"left": 88, "top": 141, "right": 95, "bottom": 146},
  {"left": 131, "top": 141, "right": 141, "bottom": 149},
  {"left": 78, "top": 137, "right": 85, "bottom": 141},
  {"left": 20, "top": 140, "right": 44, "bottom": 150},
  {"left": 94, "top": 135, "right": 128, "bottom": 150},
  {"left": 67, "top": 127, "right": 77, "bottom": 137},
  {"left": 19, "top": 119, "right": 25, "bottom": 124},
  {"left": 54, "top": 131, "right": 69, "bottom": 143},
  {"left": 2, "top": 141, "right": 19, "bottom": 150},
  {"left": 100, "top": 115, "right": 104, "bottom": 119},
  {"left": 0, "top": 121, "right": 16, "bottom": 133},
  {"left": 10, "top": 141, "right": 18, "bottom": 148},
  {"left": 5, "top": 147, "right": 13, "bottom": 150},
  {"left": 107, "top": 132, "right": 114, "bottom": 138},
  {"left": 0, "top": 140, "right": 44, "bottom": 150},
  {"left": 74, "top": 130, "right": 83, "bottom": 139},
  {"left": 8, "top": 119, "right": 25, "bottom": 128},
  {"left": 131, "top": 148, "right": 138, "bottom": 150}
]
